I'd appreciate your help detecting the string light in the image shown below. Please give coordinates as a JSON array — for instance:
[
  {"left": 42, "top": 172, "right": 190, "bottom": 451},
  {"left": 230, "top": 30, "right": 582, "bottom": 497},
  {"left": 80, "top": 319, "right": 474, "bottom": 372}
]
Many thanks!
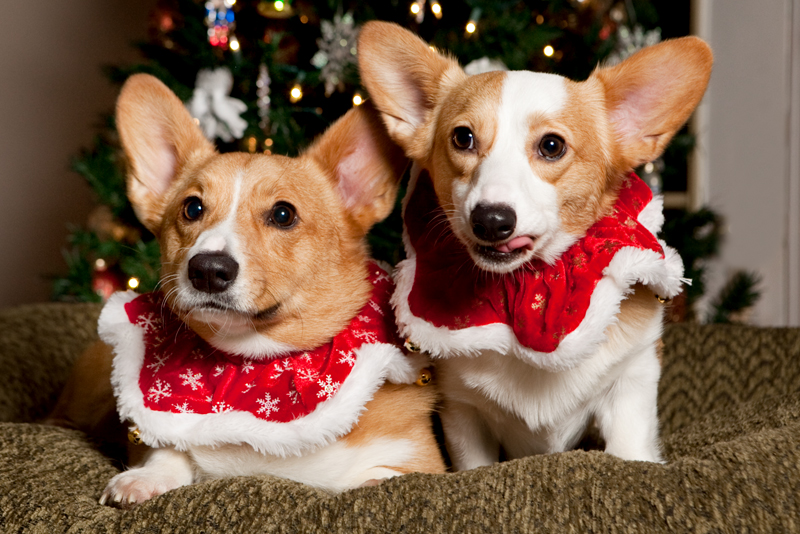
[
  {"left": 352, "top": 93, "right": 363, "bottom": 106},
  {"left": 247, "top": 136, "right": 257, "bottom": 153},
  {"left": 410, "top": 2, "right": 421, "bottom": 15},
  {"left": 466, "top": 7, "right": 481, "bottom": 35},
  {"left": 274, "top": 0, "right": 285, "bottom": 11},
  {"left": 128, "top": 277, "right": 140, "bottom": 290},
  {"left": 229, "top": 35, "right": 240, "bottom": 51},
  {"left": 290, "top": 84, "right": 303, "bottom": 103},
  {"left": 431, "top": 1, "right": 442, "bottom": 19},
  {"left": 543, "top": 45, "right": 555, "bottom": 57}
]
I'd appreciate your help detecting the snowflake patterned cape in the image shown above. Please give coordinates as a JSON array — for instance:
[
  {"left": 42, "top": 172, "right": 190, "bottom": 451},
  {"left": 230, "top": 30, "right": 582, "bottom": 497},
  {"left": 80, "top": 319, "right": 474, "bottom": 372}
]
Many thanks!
[
  {"left": 391, "top": 169, "right": 686, "bottom": 371},
  {"left": 100, "top": 263, "right": 417, "bottom": 457}
]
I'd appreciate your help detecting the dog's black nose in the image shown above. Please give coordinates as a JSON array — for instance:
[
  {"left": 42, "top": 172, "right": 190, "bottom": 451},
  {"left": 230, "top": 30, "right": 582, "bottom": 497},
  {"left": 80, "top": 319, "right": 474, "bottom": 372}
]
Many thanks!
[
  {"left": 470, "top": 203, "right": 516, "bottom": 242},
  {"left": 188, "top": 253, "right": 239, "bottom": 293}
]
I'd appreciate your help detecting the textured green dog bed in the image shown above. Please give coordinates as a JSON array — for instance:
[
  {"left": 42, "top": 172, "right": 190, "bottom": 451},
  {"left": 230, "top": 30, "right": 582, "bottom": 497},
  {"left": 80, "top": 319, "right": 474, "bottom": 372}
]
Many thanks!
[{"left": 1, "top": 302, "right": 799, "bottom": 533}]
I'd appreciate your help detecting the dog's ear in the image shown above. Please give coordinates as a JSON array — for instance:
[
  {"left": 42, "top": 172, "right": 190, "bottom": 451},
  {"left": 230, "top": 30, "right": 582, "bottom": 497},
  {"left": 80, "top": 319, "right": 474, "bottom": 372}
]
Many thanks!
[
  {"left": 358, "top": 21, "right": 464, "bottom": 160},
  {"left": 304, "top": 100, "right": 408, "bottom": 233},
  {"left": 592, "top": 36, "right": 713, "bottom": 169},
  {"left": 116, "top": 74, "right": 215, "bottom": 235}
]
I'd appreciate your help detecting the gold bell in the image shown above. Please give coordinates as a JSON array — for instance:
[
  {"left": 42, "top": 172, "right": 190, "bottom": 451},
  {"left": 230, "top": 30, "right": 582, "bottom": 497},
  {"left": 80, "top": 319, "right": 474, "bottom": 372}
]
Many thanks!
[
  {"left": 416, "top": 368, "right": 433, "bottom": 387},
  {"left": 655, "top": 294, "right": 671, "bottom": 304},
  {"left": 404, "top": 338, "right": 421, "bottom": 353},
  {"left": 127, "top": 427, "right": 143, "bottom": 445}
]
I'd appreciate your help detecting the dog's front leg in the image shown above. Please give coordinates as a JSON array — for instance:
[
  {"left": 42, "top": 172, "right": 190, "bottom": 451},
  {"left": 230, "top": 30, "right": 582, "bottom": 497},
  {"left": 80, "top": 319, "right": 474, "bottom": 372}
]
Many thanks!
[
  {"left": 100, "top": 446, "right": 194, "bottom": 507},
  {"left": 441, "top": 400, "right": 500, "bottom": 470},
  {"left": 594, "top": 346, "right": 664, "bottom": 463}
]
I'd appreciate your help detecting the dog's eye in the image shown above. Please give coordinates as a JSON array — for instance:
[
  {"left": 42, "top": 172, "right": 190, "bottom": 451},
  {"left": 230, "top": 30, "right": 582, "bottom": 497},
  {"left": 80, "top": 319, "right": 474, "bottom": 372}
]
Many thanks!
[
  {"left": 538, "top": 134, "right": 567, "bottom": 161},
  {"left": 183, "top": 197, "right": 204, "bottom": 221},
  {"left": 452, "top": 127, "right": 475, "bottom": 150},
  {"left": 268, "top": 202, "right": 298, "bottom": 229}
]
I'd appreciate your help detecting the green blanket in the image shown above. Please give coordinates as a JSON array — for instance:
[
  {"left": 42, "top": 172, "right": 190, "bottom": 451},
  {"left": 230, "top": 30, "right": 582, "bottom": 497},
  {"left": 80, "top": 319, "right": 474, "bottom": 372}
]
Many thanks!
[{"left": 1, "top": 302, "right": 799, "bottom": 532}]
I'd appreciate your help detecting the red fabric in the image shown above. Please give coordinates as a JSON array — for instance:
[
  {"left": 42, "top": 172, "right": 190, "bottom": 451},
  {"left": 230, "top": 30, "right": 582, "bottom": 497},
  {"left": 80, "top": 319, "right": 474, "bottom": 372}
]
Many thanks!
[
  {"left": 124, "top": 263, "right": 398, "bottom": 422},
  {"left": 405, "top": 172, "right": 663, "bottom": 353}
]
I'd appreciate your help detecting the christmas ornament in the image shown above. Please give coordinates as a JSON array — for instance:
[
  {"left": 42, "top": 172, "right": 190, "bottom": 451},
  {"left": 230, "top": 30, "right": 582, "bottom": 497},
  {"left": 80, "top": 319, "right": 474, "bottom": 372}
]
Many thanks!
[
  {"left": 311, "top": 13, "right": 359, "bottom": 96},
  {"left": 186, "top": 67, "right": 248, "bottom": 142},
  {"left": 257, "top": 0, "right": 294, "bottom": 19},
  {"left": 463, "top": 57, "right": 508, "bottom": 76},
  {"left": 605, "top": 25, "right": 661, "bottom": 66},
  {"left": 256, "top": 63, "right": 271, "bottom": 132},
  {"left": 640, "top": 158, "right": 665, "bottom": 195},
  {"left": 87, "top": 205, "right": 140, "bottom": 243},
  {"left": 92, "top": 264, "right": 124, "bottom": 301},
  {"left": 205, "top": 0, "right": 236, "bottom": 48}
]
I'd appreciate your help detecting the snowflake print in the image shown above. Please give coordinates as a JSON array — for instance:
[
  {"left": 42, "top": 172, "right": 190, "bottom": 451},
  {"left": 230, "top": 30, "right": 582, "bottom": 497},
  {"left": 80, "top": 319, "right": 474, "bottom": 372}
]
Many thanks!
[
  {"left": 173, "top": 402, "right": 194, "bottom": 414},
  {"left": 137, "top": 313, "right": 161, "bottom": 333},
  {"left": 287, "top": 390, "right": 300, "bottom": 405},
  {"left": 212, "top": 401, "right": 233, "bottom": 413},
  {"left": 243, "top": 381, "right": 256, "bottom": 393},
  {"left": 357, "top": 315, "right": 371, "bottom": 323},
  {"left": 148, "top": 379, "right": 173, "bottom": 402},
  {"left": 531, "top": 294, "right": 547, "bottom": 314},
  {"left": 296, "top": 367, "right": 319, "bottom": 383},
  {"left": 282, "top": 359, "right": 293, "bottom": 371},
  {"left": 270, "top": 362, "right": 285, "bottom": 380},
  {"left": 353, "top": 330, "right": 378, "bottom": 344},
  {"left": 372, "top": 271, "right": 391, "bottom": 285},
  {"left": 256, "top": 393, "right": 280, "bottom": 416},
  {"left": 316, "top": 375, "right": 341, "bottom": 400},
  {"left": 147, "top": 353, "right": 170, "bottom": 374},
  {"left": 338, "top": 350, "right": 356, "bottom": 367},
  {"left": 213, "top": 365, "right": 225, "bottom": 377},
  {"left": 300, "top": 352, "right": 313, "bottom": 363},
  {"left": 179, "top": 369, "right": 203, "bottom": 390},
  {"left": 368, "top": 300, "right": 385, "bottom": 316},
  {"left": 241, "top": 360, "right": 255, "bottom": 374}
]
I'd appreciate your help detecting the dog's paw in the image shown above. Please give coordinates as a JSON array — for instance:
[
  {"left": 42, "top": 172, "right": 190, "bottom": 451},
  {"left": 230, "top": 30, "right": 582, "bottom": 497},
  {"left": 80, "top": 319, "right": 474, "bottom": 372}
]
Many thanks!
[{"left": 99, "top": 467, "right": 190, "bottom": 508}]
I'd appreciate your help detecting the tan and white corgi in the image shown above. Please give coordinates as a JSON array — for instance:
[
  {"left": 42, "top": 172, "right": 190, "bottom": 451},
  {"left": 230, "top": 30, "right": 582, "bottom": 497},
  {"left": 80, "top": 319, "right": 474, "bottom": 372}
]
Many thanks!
[
  {"left": 358, "top": 22, "right": 712, "bottom": 468},
  {"left": 49, "top": 73, "right": 445, "bottom": 507}
]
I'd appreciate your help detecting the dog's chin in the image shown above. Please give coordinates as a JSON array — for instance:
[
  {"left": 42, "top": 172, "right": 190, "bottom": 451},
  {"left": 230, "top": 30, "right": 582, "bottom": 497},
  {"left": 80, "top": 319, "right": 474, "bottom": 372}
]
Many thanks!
[{"left": 184, "top": 300, "right": 282, "bottom": 335}]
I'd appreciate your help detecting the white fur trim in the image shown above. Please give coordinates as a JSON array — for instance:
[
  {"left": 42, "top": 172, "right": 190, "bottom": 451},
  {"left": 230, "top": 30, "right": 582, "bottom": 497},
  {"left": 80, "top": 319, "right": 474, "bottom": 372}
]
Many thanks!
[
  {"left": 393, "top": 182, "right": 684, "bottom": 372},
  {"left": 100, "top": 292, "right": 415, "bottom": 457}
]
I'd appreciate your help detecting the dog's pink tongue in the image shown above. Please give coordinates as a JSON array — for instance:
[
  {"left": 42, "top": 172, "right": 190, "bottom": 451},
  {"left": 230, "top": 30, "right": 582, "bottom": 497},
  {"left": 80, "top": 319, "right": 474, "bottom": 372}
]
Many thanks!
[{"left": 495, "top": 236, "right": 535, "bottom": 253}]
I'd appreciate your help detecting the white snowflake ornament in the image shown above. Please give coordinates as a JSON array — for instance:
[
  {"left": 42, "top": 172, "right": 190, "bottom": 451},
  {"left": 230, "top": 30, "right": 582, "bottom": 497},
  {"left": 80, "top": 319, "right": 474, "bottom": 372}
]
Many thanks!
[
  {"left": 464, "top": 57, "right": 508, "bottom": 76},
  {"left": 605, "top": 25, "right": 662, "bottom": 66},
  {"left": 311, "top": 13, "right": 359, "bottom": 96},
  {"left": 187, "top": 67, "right": 248, "bottom": 142}
]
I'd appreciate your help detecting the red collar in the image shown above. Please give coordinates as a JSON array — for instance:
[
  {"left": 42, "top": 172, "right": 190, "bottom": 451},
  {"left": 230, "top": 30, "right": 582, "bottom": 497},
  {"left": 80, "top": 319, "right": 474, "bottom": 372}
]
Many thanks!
[
  {"left": 403, "top": 172, "right": 664, "bottom": 353},
  {"left": 124, "top": 263, "right": 398, "bottom": 423}
]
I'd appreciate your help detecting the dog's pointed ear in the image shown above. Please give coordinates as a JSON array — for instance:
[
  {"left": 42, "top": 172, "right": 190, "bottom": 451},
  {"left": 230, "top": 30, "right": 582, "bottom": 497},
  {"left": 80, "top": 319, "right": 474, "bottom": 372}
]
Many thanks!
[
  {"left": 358, "top": 21, "right": 465, "bottom": 160},
  {"left": 304, "top": 100, "right": 408, "bottom": 233},
  {"left": 592, "top": 36, "right": 713, "bottom": 168},
  {"left": 116, "top": 74, "right": 215, "bottom": 235}
]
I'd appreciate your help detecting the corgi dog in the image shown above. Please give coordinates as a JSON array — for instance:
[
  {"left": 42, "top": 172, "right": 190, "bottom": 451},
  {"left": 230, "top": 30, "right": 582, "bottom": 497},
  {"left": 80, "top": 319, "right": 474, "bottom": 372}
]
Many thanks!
[
  {"left": 48, "top": 73, "right": 445, "bottom": 507},
  {"left": 358, "top": 22, "right": 712, "bottom": 468}
]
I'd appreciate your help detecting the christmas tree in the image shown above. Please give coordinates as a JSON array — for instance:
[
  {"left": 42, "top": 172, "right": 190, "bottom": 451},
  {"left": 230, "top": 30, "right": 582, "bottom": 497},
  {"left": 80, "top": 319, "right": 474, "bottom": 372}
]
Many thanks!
[{"left": 51, "top": 0, "right": 757, "bottom": 322}]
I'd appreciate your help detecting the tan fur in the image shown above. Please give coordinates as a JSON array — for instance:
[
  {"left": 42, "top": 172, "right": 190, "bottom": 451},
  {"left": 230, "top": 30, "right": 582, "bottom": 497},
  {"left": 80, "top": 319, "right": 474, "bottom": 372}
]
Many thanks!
[{"left": 344, "top": 383, "right": 445, "bottom": 475}]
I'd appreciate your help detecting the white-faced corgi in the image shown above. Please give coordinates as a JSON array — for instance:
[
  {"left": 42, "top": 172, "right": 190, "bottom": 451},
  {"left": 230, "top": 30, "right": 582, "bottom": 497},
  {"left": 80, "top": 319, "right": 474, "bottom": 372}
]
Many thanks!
[{"left": 358, "top": 21, "right": 711, "bottom": 468}]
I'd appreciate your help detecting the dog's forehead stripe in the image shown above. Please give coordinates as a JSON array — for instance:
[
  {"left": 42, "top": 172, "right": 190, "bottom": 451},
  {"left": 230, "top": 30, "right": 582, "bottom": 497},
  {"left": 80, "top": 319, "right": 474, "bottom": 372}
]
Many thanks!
[{"left": 498, "top": 71, "right": 567, "bottom": 127}]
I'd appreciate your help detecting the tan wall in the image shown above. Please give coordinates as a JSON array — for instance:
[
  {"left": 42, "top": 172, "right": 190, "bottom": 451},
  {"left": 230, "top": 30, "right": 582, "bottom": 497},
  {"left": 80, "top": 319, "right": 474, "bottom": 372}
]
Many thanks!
[
  {"left": 695, "top": 0, "right": 800, "bottom": 326},
  {"left": 0, "top": 0, "right": 156, "bottom": 306}
]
